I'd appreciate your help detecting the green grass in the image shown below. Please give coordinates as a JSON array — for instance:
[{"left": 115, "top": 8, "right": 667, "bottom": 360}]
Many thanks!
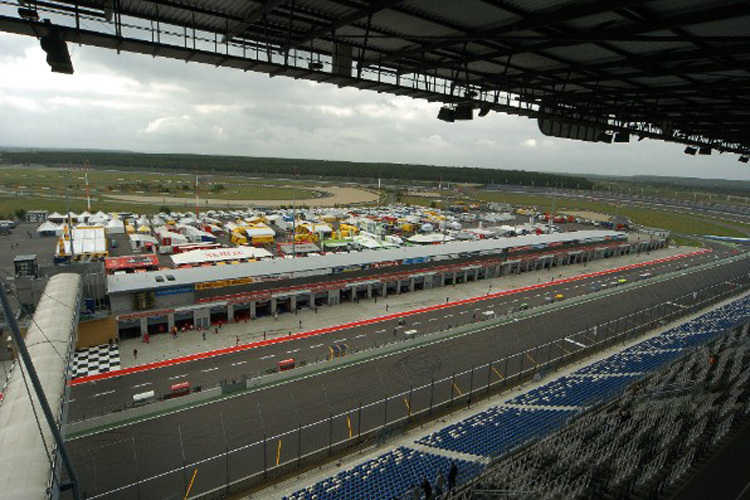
[
  {"left": 399, "top": 195, "right": 445, "bottom": 209},
  {"left": 0, "top": 166, "right": 322, "bottom": 216},
  {"left": 0, "top": 196, "right": 165, "bottom": 217},
  {"left": 474, "top": 190, "right": 747, "bottom": 238}
]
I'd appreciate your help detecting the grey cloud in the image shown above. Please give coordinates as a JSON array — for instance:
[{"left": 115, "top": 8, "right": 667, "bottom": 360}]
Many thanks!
[{"left": 1, "top": 32, "right": 748, "bottom": 180}]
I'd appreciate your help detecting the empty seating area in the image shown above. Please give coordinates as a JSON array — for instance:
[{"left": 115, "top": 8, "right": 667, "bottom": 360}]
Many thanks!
[
  {"left": 283, "top": 447, "right": 483, "bottom": 500},
  {"left": 284, "top": 296, "right": 750, "bottom": 500},
  {"left": 507, "top": 374, "right": 640, "bottom": 408},
  {"left": 416, "top": 407, "right": 578, "bottom": 458},
  {"left": 576, "top": 349, "right": 684, "bottom": 375},
  {"left": 447, "top": 299, "right": 750, "bottom": 499}
]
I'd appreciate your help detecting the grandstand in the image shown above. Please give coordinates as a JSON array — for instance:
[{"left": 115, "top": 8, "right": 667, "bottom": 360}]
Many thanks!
[{"left": 282, "top": 293, "right": 750, "bottom": 500}]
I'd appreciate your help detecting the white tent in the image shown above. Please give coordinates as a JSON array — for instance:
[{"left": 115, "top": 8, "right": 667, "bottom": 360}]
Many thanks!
[
  {"left": 47, "top": 211, "right": 64, "bottom": 223},
  {"left": 36, "top": 221, "right": 59, "bottom": 237},
  {"left": 106, "top": 218, "right": 126, "bottom": 234}
]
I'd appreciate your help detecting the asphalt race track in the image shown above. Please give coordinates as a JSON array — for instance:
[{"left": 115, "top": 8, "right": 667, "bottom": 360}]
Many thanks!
[
  {"left": 65, "top": 250, "right": 750, "bottom": 499},
  {"left": 68, "top": 249, "right": 714, "bottom": 418}
]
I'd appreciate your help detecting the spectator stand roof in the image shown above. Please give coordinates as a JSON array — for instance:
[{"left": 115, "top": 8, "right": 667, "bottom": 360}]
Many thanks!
[{"left": 1, "top": 1, "right": 749, "bottom": 156}]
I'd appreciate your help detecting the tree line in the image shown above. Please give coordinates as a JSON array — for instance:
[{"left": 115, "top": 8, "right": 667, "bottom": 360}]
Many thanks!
[{"left": 0, "top": 150, "right": 594, "bottom": 190}]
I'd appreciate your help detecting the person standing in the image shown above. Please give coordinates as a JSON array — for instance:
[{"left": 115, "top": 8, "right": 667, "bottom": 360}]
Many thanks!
[
  {"left": 133, "top": 348, "right": 138, "bottom": 360},
  {"left": 434, "top": 471, "right": 445, "bottom": 498},
  {"left": 421, "top": 477, "right": 433, "bottom": 500},
  {"left": 448, "top": 461, "right": 458, "bottom": 491},
  {"left": 202, "top": 331, "right": 206, "bottom": 341}
]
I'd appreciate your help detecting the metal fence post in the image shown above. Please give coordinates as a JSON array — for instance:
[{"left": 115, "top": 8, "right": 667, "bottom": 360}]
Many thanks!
[
  {"left": 220, "top": 413, "right": 230, "bottom": 496},
  {"left": 328, "top": 413, "right": 333, "bottom": 456},
  {"left": 357, "top": 402, "right": 362, "bottom": 441},
  {"left": 297, "top": 423, "right": 302, "bottom": 468},
  {"left": 429, "top": 379, "right": 435, "bottom": 415},
  {"left": 468, "top": 367, "right": 475, "bottom": 407},
  {"left": 177, "top": 424, "right": 188, "bottom": 494},
  {"left": 450, "top": 372, "right": 456, "bottom": 406},
  {"left": 263, "top": 434, "right": 267, "bottom": 479},
  {"left": 383, "top": 394, "right": 388, "bottom": 428}
]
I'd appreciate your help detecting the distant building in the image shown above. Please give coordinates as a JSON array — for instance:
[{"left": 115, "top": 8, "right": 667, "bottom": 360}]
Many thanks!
[{"left": 25, "top": 210, "right": 48, "bottom": 223}]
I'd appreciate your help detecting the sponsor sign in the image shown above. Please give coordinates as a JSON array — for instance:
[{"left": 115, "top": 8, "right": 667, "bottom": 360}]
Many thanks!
[
  {"left": 156, "top": 285, "right": 194, "bottom": 296},
  {"left": 195, "top": 276, "right": 255, "bottom": 290}
]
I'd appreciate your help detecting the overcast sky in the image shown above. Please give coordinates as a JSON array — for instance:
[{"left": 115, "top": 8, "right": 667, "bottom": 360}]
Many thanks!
[{"left": 1, "top": 31, "right": 748, "bottom": 181}]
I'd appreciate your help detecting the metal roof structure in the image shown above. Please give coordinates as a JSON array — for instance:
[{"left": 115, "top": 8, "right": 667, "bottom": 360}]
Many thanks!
[
  {"left": 1, "top": 1, "right": 750, "bottom": 156},
  {"left": 108, "top": 229, "right": 624, "bottom": 293},
  {"left": 0, "top": 274, "right": 80, "bottom": 499}
]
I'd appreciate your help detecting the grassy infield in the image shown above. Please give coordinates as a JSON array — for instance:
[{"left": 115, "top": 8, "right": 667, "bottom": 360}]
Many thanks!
[
  {"left": 0, "top": 167, "right": 311, "bottom": 215},
  {"left": 0, "top": 165, "right": 746, "bottom": 241}
]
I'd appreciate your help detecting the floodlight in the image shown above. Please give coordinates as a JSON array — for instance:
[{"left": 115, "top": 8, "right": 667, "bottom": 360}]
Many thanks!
[
  {"left": 40, "top": 22, "right": 73, "bottom": 74},
  {"left": 437, "top": 106, "right": 455, "bottom": 122},
  {"left": 18, "top": 7, "right": 39, "bottom": 20},
  {"left": 613, "top": 132, "right": 630, "bottom": 143},
  {"left": 698, "top": 146, "right": 712, "bottom": 155},
  {"left": 684, "top": 146, "right": 698, "bottom": 155},
  {"left": 454, "top": 103, "right": 474, "bottom": 120},
  {"left": 739, "top": 156, "right": 749, "bottom": 163}
]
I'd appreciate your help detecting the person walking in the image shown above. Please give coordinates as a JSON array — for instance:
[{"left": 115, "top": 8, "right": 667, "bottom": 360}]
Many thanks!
[
  {"left": 133, "top": 348, "right": 138, "bottom": 360},
  {"left": 202, "top": 331, "right": 206, "bottom": 341}
]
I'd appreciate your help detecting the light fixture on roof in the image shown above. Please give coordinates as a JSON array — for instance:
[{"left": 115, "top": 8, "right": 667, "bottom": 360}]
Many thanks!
[
  {"left": 684, "top": 146, "right": 698, "bottom": 155},
  {"left": 739, "top": 156, "right": 749, "bottom": 163},
  {"left": 454, "top": 103, "right": 474, "bottom": 120},
  {"left": 437, "top": 106, "right": 455, "bottom": 122},
  {"left": 18, "top": 7, "right": 39, "bottom": 20},
  {"left": 478, "top": 104, "right": 491, "bottom": 117},
  {"left": 698, "top": 146, "right": 712, "bottom": 155},
  {"left": 613, "top": 132, "right": 630, "bottom": 143},
  {"left": 308, "top": 60, "right": 324, "bottom": 71},
  {"left": 40, "top": 21, "right": 73, "bottom": 74},
  {"left": 465, "top": 90, "right": 478, "bottom": 99},
  {"left": 596, "top": 131, "right": 613, "bottom": 143}
]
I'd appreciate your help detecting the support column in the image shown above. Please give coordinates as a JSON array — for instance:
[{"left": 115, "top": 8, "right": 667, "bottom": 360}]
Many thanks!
[
  {"left": 290, "top": 296, "right": 297, "bottom": 313},
  {"left": 309, "top": 293, "right": 315, "bottom": 308},
  {"left": 409, "top": 278, "right": 415, "bottom": 292},
  {"left": 270, "top": 298, "right": 278, "bottom": 315},
  {"left": 167, "top": 313, "right": 175, "bottom": 331},
  {"left": 396, "top": 280, "right": 402, "bottom": 294},
  {"left": 381, "top": 283, "right": 387, "bottom": 297},
  {"left": 367, "top": 284, "right": 372, "bottom": 298},
  {"left": 139, "top": 317, "right": 148, "bottom": 336},
  {"left": 227, "top": 303, "right": 235, "bottom": 321},
  {"left": 250, "top": 301, "right": 257, "bottom": 319}
]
